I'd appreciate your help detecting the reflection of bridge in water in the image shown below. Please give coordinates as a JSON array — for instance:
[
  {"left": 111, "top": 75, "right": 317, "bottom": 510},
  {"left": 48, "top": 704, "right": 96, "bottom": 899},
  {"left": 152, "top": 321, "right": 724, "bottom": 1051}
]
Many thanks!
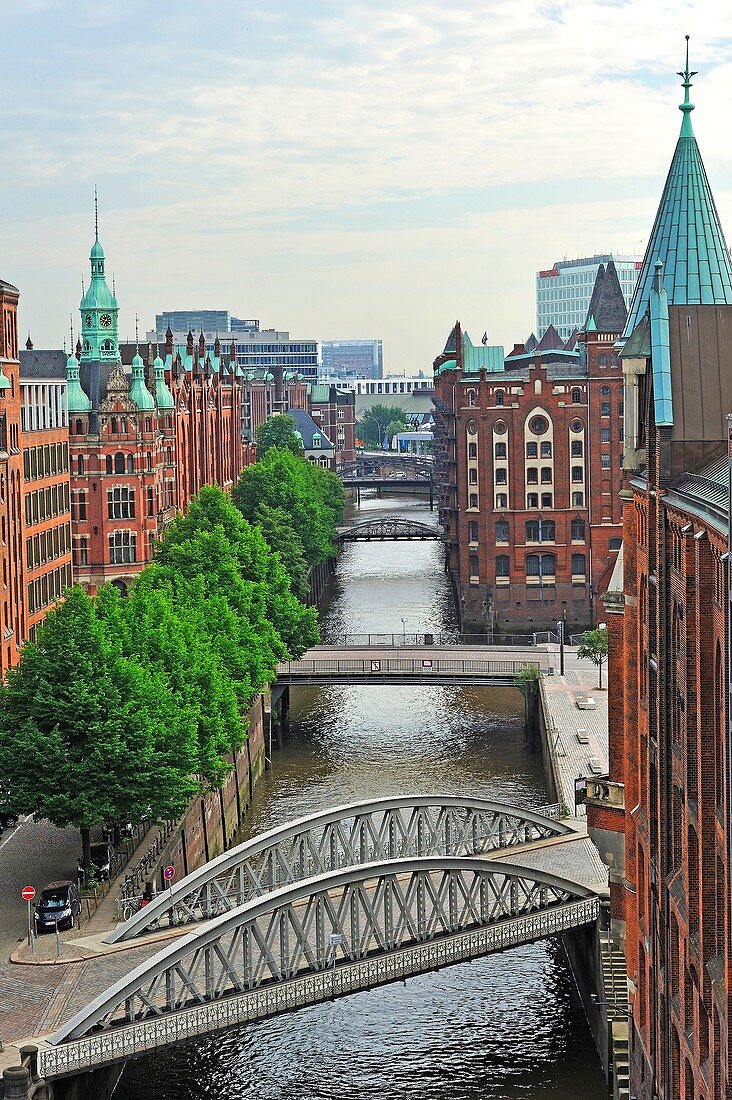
[{"left": 29, "top": 797, "right": 606, "bottom": 1085}]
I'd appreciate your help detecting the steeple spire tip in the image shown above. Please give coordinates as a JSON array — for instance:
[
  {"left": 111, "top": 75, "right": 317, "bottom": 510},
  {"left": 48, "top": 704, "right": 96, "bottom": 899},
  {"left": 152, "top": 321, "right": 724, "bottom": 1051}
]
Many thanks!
[
  {"left": 94, "top": 185, "right": 99, "bottom": 241},
  {"left": 677, "top": 35, "right": 698, "bottom": 136}
]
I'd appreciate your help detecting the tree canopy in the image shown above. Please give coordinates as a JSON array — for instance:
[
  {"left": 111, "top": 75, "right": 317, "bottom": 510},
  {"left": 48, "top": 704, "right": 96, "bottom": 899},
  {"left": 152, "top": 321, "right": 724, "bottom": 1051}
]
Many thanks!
[
  {"left": 234, "top": 448, "right": 344, "bottom": 567},
  {"left": 255, "top": 413, "right": 303, "bottom": 458},
  {"left": 577, "top": 627, "right": 609, "bottom": 689},
  {"left": 356, "top": 403, "right": 409, "bottom": 448}
]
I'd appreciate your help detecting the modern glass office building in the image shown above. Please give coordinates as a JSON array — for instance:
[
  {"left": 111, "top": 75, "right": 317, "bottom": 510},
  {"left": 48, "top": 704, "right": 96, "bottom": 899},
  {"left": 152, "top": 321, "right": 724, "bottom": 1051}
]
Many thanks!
[
  {"left": 320, "top": 339, "right": 383, "bottom": 380},
  {"left": 535, "top": 255, "right": 641, "bottom": 339}
]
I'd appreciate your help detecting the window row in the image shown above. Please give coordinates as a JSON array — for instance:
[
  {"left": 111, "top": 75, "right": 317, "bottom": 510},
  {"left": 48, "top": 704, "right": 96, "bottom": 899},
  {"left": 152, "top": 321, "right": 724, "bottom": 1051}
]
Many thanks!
[
  {"left": 27, "top": 562, "right": 72, "bottom": 616},
  {"left": 26, "top": 522, "right": 70, "bottom": 571},
  {"left": 490, "top": 554, "right": 587, "bottom": 579},
  {"left": 22, "top": 442, "right": 69, "bottom": 482},
  {"left": 25, "top": 482, "right": 70, "bottom": 527},
  {"left": 492, "top": 440, "right": 587, "bottom": 460},
  {"left": 489, "top": 518, "right": 586, "bottom": 543}
]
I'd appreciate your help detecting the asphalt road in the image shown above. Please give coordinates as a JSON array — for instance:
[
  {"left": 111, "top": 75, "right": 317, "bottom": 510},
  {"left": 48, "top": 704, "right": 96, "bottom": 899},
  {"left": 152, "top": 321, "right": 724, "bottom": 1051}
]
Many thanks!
[{"left": 0, "top": 817, "right": 80, "bottom": 962}]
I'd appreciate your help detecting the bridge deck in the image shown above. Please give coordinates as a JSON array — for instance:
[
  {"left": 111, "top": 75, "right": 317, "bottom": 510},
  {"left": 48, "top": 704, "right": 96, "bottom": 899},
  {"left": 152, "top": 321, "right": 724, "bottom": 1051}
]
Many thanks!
[{"left": 277, "top": 645, "right": 548, "bottom": 685}]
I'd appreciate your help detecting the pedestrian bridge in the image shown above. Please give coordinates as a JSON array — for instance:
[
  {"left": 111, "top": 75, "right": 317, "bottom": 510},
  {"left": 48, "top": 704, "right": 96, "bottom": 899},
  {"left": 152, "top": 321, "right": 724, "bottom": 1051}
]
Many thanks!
[
  {"left": 276, "top": 644, "right": 548, "bottom": 685},
  {"left": 335, "top": 518, "right": 441, "bottom": 542},
  {"left": 29, "top": 797, "right": 606, "bottom": 1081}
]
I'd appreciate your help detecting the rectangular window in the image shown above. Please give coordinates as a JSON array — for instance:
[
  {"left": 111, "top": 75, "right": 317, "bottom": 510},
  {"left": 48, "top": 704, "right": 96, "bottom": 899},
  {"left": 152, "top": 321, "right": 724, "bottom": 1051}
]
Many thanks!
[
  {"left": 494, "top": 442, "right": 507, "bottom": 459},
  {"left": 494, "top": 469, "right": 506, "bottom": 485},
  {"left": 601, "top": 402, "right": 611, "bottom": 417},
  {"left": 526, "top": 467, "right": 538, "bottom": 484},
  {"left": 541, "top": 493, "right": 553, "bottom": 508},
  {"left": 527, "top": 493, "right": 539, "bottom": 508},
  {"left": 601, "top": 454, "right": 611, "bottom": 469},
  {"left": 108, "top": 531, "right": 137, "bottom": 564},
  {"left": 571, "top": 440, "right": 583, "bottom": 457},
  {"left": 571, "top": 466, "right": 584, "bottom": 482},
  {"left": 540, "top": 442, "right": 552, "bottom": 458},
  {"left": 572, "top": 491, "right": 584, "bottom": 507},
  {"left": 540, "top": 468, "right": 552, "bottom": 484},
  {"left": 600, "top": 429, "right": 611, "bottom": 444},
  {"left": 526, "top": 442, "right": 538, "bottom": 459},
  {"left": 107, "top": 487, "right": 136, "bottom": 520}
]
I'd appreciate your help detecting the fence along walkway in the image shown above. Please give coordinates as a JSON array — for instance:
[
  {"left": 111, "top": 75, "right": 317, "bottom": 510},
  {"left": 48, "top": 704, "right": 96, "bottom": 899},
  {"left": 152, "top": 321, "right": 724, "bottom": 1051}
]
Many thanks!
[{"left": 276, "top": 647, "right": 547, "bottom": 685}]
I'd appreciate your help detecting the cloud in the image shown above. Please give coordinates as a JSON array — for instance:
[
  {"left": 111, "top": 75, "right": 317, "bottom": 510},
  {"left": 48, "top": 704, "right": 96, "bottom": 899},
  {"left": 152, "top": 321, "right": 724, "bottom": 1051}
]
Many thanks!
[{"left": 3, "top": 0, "right": 732, "bottom": 370}]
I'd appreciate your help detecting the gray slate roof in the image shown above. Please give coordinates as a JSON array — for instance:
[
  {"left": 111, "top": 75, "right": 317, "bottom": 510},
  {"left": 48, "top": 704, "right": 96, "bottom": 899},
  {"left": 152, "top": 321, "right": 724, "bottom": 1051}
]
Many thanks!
[
  {"left": 586, "top": 260, "right": 628, "bottom": 333},
  {"left": 289, "top": 407, "right": 334, "bottom": 450},
  {"left": 19, "top": 350, "right": 67, "bottom": 380}
]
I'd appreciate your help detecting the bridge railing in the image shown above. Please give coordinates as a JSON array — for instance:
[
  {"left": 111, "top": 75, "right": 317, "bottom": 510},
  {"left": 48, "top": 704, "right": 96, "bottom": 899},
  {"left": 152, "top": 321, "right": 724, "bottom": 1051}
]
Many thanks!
[
  {"left": 276, "top": 657, "right": 546, "bottom": 681},
  {"left": 321, "top": 632, "right": 562, "bottom": 647}
]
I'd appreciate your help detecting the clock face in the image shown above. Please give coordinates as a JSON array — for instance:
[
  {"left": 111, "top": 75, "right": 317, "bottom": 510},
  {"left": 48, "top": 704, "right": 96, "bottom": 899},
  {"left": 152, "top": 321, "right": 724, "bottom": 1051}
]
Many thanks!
[
  {"left": 100, "top": 314, "right": 112, "bottom": 328},
  {"left": 84, "top": 314, "right": 92, "bottom": 327}
]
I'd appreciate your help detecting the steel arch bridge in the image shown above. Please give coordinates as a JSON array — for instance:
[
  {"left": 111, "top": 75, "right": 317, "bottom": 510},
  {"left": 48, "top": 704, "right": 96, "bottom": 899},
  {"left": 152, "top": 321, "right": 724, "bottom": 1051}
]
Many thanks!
[
  {"left": 108, "top": 796, "right": 572, "bottom": 943},
  {"left": 335, "top": 517, "right": 441, "bottom": 542},
  {"left": 337, "top": 456, "right": 433, "bottom": 482},
  {"left": 41, "top": 857, "right": 599, "bottom": 1078}
]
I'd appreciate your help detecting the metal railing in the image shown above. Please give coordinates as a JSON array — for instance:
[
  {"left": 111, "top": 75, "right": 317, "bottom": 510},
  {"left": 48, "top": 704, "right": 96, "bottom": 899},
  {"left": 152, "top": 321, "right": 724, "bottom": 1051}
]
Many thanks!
[
  {"left": 277, "top": 657, "right": 545, "bottom": 683},
  {"left": 323, "top": 632, "right": 562, "bottom": 648}
]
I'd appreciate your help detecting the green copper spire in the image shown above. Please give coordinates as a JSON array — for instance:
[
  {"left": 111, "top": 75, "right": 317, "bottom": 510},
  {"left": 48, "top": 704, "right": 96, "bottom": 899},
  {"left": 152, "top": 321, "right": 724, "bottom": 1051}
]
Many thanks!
[
  {"left": 79, "top": 190, "right": 119, "bottom": 363},
  {"left": 66, "top": 349, "right": 92, "bottom": 412},
  {"left": 153, "top": 345, "right": 175, "bottom": 409},
  {"left": 677, "top": 34, "right": 697, "bottom": 138},
  {"left": 128, "top": 317, "right": 155, "bottom": 410},
  {"left": 622, "top": 38, "right": 732, "bottom": 340}
]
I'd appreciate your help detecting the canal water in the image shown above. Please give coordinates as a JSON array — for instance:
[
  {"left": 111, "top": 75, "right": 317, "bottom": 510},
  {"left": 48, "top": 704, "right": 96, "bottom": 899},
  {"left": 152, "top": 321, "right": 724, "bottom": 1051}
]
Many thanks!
[{"left": 117, "top": 493, "right": 607, "bottom": 1100}]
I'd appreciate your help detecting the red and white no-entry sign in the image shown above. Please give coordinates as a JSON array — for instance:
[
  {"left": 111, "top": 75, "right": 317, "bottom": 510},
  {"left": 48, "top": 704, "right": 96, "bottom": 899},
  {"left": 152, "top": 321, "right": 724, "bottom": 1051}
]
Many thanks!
[
  {"left": 21, "top": 886, "right": 36, "bottom": 901},
  {"left": 163, "top": 866, "right": 175, "bottom": 881}
]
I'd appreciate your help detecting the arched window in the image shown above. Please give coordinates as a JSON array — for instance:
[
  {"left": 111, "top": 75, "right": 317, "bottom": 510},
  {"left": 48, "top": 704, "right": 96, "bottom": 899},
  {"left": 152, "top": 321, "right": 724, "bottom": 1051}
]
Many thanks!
[
  {"left": 571, "top": 388, "right": 581, "bottom": 404},
  {"left": 571, "top": 518, "right": 585, "bottom": 541},
  {"left": 494, "top": 468, "right": 506, "bottom": 485},
  {"left": 127, "top": 455, "right": 135, "bottom": 473},
  {"left": 495, "top": 493, "right": 507, "bottom": 508},
  {"left": 494, "top": 442, "right": 506, "bottom": 459},
  {"left": 496, "top": 554, "right": 510, "bottom": 578},
  {"left": 145, "top": 417, "right": 152, "bottom": 433},
  {"left": 495, "top": 391, "right": 505, "bottom": 406},
  {"left": 106, "top": 454, "right": 113, "bottom": 475},
  {"left": 468, "top": 442, "right": 477, "bottom": 459},
  {"left": 525, "top": 553, "right": 555, "bottom": 579},
  {"left": 119, "top": 416, "right": 127, "bottom": 433},
  {"left": 600, "top": 386, "right": 611, "bottom": 396},
  {"left": 469, "top": 493, "right": 478, "bottom": 508},
  {"left": 114, "top": 452, "right": 125, "bottom": 474},
  {"left": 469, "top": 554, "right": 479, "bottom": 577},
  {"left": 75, "top": 418, "right": 83, "bottom": 435},
  {"left": 76, "top": 455, "right": 84, "bottom": 475},
  {"left": 467, "top": 389, "right": 476, "bottom": 406},
  {"left": 495, "top": 520, "right": 509, "bottom": 542},
  {"left": 111, "top": 416, "right": 118, "bottom": 434},
  {"left": 468, "top": 521, "right": 479, "bottom": 542},
  {"left": 469, "top": 468, "right": 478, "bottom": 485},
  {"left": 166, "top": 416, "right": 172, "bottom": 429},
  {"left": 598, "top": 353, "right": 607, "bottom": 366}
]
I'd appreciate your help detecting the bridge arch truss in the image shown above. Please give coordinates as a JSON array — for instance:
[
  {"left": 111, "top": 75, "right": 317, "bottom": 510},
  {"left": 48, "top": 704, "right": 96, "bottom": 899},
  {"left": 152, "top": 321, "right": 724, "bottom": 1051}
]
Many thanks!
[
  {"left": 108, "top": 795, "right": 572, "bottom": 943},
  {"left": 43, "top": 857, "right": 598, "bottom": 1077},
  {"left": 335, "top": 517, "right": 441, "bottom": 542}
]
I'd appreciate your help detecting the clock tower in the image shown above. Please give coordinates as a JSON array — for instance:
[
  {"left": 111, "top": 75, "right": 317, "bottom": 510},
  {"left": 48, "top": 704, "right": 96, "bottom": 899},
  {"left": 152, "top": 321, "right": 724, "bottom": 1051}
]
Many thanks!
[{"left": 79, "top": 195, "right": 119, "bottom": 364}]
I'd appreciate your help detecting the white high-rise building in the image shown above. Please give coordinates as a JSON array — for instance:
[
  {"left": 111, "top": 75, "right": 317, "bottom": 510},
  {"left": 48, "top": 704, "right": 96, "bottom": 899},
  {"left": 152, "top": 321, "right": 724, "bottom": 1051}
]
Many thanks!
[{"left": 536, "top": 254, "right": 641, "bottom": 340}]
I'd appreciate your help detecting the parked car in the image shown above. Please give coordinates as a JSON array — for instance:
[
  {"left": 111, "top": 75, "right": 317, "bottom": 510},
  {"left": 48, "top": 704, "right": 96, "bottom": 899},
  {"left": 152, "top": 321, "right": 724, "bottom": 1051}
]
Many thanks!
[
  {"left": 34, "top": 881, "right": 82, "bottom": 932},
  {"left": 0, "top": 809, "right": 19, "bottom": 830},
  {"left": 87, "top": 842, "right": 115, "bottom": 881}
]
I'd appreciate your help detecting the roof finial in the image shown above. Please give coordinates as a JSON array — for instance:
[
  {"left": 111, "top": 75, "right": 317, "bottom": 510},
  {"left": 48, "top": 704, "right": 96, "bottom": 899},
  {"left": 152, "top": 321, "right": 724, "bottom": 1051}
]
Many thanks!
[
  {"left": 135, "top": 313, "right": 140, "bottom": 351},
  {"left": 677, "top": 35, "right": 697, "bottom": 136},
  {"left": 94, "top": 185, "right": 99, "bottom": 241},
  {"left": 69, "top": 313, "right": 74, "bottom": 351}
]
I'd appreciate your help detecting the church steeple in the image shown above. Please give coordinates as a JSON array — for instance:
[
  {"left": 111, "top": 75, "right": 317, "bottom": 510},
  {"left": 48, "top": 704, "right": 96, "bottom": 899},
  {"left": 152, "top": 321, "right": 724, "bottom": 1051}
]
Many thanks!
[
  {"left": 622, "top": 39, "right": 732, "bottom": 339},
  {"left": 79, "top": 189, "right": 120, "bottom": 363}
]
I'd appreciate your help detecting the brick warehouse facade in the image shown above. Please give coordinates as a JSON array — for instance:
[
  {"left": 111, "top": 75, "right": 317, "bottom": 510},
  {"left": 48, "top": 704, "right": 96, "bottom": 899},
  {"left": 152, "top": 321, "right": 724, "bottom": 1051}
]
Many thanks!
[
  {"left": 585, "top": 60, "right": 732, "bottom": 1100},
  {"left": 0, "top": 284, "right": 73, "bottom": 675},
  {"left": 432, "top": 260, "right": 626, "bottom": 635}
]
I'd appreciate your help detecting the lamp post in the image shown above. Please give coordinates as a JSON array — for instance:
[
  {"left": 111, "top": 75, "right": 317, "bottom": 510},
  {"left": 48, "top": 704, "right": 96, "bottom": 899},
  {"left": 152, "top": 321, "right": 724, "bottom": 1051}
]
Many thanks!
[
  {"left": 362, "top": 413, "right": 387, "bottom": 450},
  {"left": 400, "top": 616, "right": 407, "bottom": 644}
]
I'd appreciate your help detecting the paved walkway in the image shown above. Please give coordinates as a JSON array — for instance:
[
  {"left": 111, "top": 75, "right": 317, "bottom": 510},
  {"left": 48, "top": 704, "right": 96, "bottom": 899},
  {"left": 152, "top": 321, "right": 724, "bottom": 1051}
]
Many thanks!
[{"left": 539, "top": 646, "right": 609, "bottom": 815}]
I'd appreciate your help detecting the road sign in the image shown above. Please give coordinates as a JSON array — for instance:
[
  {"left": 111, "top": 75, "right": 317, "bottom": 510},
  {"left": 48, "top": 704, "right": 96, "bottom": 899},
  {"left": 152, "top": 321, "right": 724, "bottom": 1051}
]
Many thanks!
[
  {"left": 163, "top": 866, "right": 175, "bottom": 881},
  {"left": 21, "top": 886, "right": 36, "bottom": 901}
]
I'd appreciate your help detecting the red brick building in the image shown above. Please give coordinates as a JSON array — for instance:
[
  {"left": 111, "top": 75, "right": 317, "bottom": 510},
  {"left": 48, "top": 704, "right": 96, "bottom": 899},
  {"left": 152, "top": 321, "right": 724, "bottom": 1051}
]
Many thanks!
[
  {"left": 432, "top": 260, "right": 626, "bottom": 635},
  {"left": 586, "top": 60, "right": 732, "bottom": 1100}
]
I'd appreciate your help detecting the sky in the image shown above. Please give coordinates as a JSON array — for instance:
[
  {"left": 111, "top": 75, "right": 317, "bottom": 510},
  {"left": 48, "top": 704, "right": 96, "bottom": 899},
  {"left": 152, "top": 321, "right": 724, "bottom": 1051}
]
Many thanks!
[{"left": 2, "top": 1, "right": 732, "bottom": 374}]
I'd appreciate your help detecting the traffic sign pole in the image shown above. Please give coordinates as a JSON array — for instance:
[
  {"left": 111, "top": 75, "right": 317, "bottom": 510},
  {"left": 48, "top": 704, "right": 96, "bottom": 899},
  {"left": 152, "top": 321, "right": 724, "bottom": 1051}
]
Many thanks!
[{"left": 22, "top": 886, "right": 36, "bottom": 951}]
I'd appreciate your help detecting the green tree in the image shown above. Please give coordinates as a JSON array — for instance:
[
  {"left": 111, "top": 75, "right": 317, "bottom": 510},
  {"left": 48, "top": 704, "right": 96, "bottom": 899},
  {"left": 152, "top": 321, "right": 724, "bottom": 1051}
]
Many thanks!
[
  {"left": 97, "top": 581, "right": 245, "bottom": 790},
  {"left": 356, "top": 404, "right": 408, "bottom": 448},
  {"left": 234, "top": 449, "right": 344, "bottom": 567},
  {"left": 0, "top": 587, "right": 199, "bottom": 867},
  {"left": 577, "top": 627, "right": 609, "bottom": 689},
  {"left": 156, "top": 485, "right": 318, "bottom": 658},
  {"left": 386, "top": 418, "right": 409, "bottom": 441},
  {"left": 255, "top": 413, "right": 303, "bottom": 458},
  {"left": 253, "top": 505, "right": 310, "bottom": 602}
]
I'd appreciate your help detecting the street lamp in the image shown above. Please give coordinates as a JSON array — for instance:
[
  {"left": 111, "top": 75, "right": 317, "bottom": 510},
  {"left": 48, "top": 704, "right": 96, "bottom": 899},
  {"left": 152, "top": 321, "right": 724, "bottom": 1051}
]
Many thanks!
[
  {"left": 400, "top": 616, "right": 407, "bottom": 644},
  {"left": 361, "top": 413, "right": 387, "bottom": 450}
]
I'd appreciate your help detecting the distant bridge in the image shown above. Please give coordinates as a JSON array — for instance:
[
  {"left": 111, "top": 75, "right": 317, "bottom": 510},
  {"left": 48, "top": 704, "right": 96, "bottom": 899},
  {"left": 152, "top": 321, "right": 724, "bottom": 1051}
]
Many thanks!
[
  {"left": 337, "top": 456, "right": 435, "bottom": 507},
  {"left": 33, "top": 797, "right": 603, "bottom": 1081},
  {"left": 335, "top": 517, "right": 441, "bottom": 543}
]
